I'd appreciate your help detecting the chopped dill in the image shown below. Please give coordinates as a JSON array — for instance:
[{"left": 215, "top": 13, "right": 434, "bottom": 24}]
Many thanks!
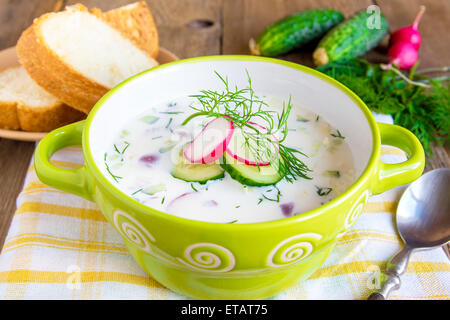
[
  {"left": 113, "top": 141, "right": 130, "bottom": 155},
  {"left": 296, "top": 115, "right": 310, "bottom": 122},
  {"left": 191, "top": 184, "right": 198, "bottom": 192},
  {"left": 228, "top": 219, "right": 238, "bottom": 224},
  {"left": 316, "top": 115, "right": 320, "bottom": 122},
  {"left": 330, "top": 130, "right": 345, "bottom": 139},
  {"left": 165, "top": 118, "right": 173, "bottom": 129},
  {"left": 317, "top": 59, "right": 450, "bottom": 156},
  {"left": 104, "top": 153, "right": 122, "bottom": 182},
  {"left": 262, "top": 185, "right": 281, "bottom": 202},
  {"left": 160, "top": 111, "right": 184, "bottom": 114},
  {"left": 262, "top": 194, "right": 278, "bottom": 202},
  {"left": 324, "top": 170, "right": 340, "bottom": 178},
  {"left": 316, "top": 186, "right": 333, "bottom": 196},
  {"left": 235, "top": 205, "right": 240, "bottom": 208},
  {"left": 257, "top": 198, "right": 263, "bottom": 205},
  {"left": 161, "top": 197, "right": 165, "bottom": 204},
  {"left": 152, "top": 136, "right": 163, "bottom": 140},
  {"left": 131, "top": 188, "right": 143, "bottom": 196}
]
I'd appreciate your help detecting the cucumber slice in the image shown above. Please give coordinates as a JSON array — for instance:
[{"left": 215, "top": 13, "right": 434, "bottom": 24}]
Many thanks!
[
  {"left": 171, "top": 148, "right": 224, "bottom": 184},
  {"left": 221, "top": 152, "right": 284, "bottom": 186}
]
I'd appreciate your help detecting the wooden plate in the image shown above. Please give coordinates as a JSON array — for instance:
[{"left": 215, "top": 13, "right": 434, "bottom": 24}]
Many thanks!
[{"left": 0, "top": 46, "right": 179, "bottom": 142}]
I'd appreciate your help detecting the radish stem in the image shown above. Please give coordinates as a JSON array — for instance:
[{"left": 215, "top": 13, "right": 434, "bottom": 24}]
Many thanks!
[
  {"left": 413, "top": 5, "right": 426, "bottom": 28},
  {"left": 415, "top": 66, "right": 450, "bottom": 74},
  {"left": 380, "top": 63, "right": 430, "bottom": 88}
]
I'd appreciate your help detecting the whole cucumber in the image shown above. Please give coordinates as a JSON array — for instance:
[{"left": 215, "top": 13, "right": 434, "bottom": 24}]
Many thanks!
[
  {"left": 250, "top": 9, "right": 344, "bottom": 57},
  {"left": 313, "top": 10, "right": 389, "bottom": 66}
]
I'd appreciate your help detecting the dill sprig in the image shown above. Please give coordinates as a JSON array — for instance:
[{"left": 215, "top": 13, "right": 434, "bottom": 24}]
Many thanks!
[
  {"left": 182, "top": 71, "right": 311, "bottom": 182},
  {"left": 317, "top": 59, "right": 450, "bottom": 156},
  {"left": 104, "top": 153, "right": 122, "bottom": 182}
]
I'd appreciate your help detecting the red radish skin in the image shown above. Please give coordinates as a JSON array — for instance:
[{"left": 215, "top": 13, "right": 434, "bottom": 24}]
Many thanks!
[
  {"left": 388, "top": 41, "right": 419, "bottom": 70},
  {"left": 183, "top": 117, "right": 234, "bottom": 164},
  {"left": 226, "top": 122, "right": 279, "bottom": 167},
  {"left": 280, "top": 202, "right": 295, "bottom": 217},
  {"left": 166, "top": 192, "right": 192, "bottom": 209},
  {"left": 389, "top": 6, "right": 425, "bottom": 50},
  {"left": 139, "top": 154, "right": 159, "bottom": 167}
]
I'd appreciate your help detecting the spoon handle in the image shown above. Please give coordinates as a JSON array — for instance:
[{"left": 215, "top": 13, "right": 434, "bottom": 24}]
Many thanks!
[{"left": 368, "top": 246, "right": 412, "bottom": 300}]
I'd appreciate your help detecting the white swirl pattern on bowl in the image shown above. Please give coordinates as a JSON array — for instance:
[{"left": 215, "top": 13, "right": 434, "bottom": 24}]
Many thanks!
[
  {"left": 335, "top": 190, "right": 370, "bottom": 239},
  {"left": 113, "top": 210, "right": 156, "bottom": 253},
  {"left": 176, "top": 243, "right": 236, "bottom": 273},
  {"left": 344, "top": 190, "right": 370, "bottom": 229},
  {"left": 113, "top": 211, "right": 329, "bottom": 272},
  {"left": 267, "top": 233, "right": 323, "bottom": 267}
]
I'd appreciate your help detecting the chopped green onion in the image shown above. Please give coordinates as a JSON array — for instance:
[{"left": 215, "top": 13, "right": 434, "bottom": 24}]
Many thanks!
[
  {"left": 324, "top": 170, "right": 340, "bottom": 178},
  {"left": 160, "top": 111, "right": 184, "bottom": 114},
  {"left": 330, "top": 130, "right": 345, "bottom": 139},
  {"left": 316, "top": 186, "right": 332, "bottom": 196},
  {"left": 159, "top": 142, "right": 177, "bottom": 153},
  {"left": 165, "top": 118, "right": 173, "bottom": 129},
  {"left": 296, "top": 115, "right": 310, "bottom": 122},
  {"left": 142, "top": 183, "right": 166, "bottom": 195},
  {"left": 141, "top": 115, "right": 159, "bottom": 124}
]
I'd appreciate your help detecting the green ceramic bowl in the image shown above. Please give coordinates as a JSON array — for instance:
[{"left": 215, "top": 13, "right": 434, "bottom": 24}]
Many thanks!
[{"left": 34, "top": 56, "right": 425, "bottom": 299}]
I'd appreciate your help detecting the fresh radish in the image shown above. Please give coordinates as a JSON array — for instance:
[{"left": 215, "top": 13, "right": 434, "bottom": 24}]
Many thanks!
[
  {"left": 226, "top": 122, "right": 279, "bottom": 166},
  {"left": 385, "top": 6, "right": 425, "bottom": 70},
  {"left": 387, "top": 41, "right": 419, "bottom": 70},
  {"left": 389, "top": 6, "right": 425, "bottom": 50},
  {"left": 183, "top": 117, "right": 234, "bottom": 164}
]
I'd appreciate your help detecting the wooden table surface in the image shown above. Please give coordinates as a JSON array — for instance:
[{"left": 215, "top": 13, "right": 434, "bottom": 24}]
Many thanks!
[{"left": 0, "top": 0, "right": 449, "bottom": 259}]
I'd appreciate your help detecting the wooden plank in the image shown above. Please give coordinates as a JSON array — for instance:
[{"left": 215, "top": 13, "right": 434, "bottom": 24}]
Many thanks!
[
  {"left": 66, "top": 0, "right": 222, "bottom": 58},
  {"left": 222, "top": 0, "right": 374, "bottom": 66},
  {"left": 0, "top": 0, "right": 65, "bottom": 250},
  {"left": 0, "top": 140, "right": 35, "bottom": 249},
  {"left": 375, "top": 0, "right": 450, "bottom": 68},
  {"left": 0, "top": 0, "right": 65, "bottom": 50}
]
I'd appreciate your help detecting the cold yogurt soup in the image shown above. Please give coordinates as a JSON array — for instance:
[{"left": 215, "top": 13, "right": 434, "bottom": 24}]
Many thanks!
[{"left": 105, "top": 74, "right": 356, "bottom": 223}]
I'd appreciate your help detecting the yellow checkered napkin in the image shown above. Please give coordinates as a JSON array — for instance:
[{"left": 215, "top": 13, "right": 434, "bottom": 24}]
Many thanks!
[{"left": 0, "top": 139, "right": 449, "bottom": 299}]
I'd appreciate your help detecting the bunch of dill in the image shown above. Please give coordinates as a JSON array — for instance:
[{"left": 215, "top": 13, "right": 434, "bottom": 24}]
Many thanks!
[{"left": 317, "top": 59, "right": 449, "bottom": 155}]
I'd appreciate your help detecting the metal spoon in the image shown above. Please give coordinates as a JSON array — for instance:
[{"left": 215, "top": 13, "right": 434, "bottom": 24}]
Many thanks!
[{"left": 368, "top": 168, "right": 450, "bottom": 300}]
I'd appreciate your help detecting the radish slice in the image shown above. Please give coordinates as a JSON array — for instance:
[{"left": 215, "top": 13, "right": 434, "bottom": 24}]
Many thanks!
[
  {"left": 226, "top": 122, "right": 279, "bottom": 166},
  {"left": 183, "top": 117, "right": 234, "bottom": 164}
]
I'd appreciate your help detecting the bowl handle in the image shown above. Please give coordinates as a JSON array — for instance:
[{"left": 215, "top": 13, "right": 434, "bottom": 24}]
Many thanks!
[
  {"left": 371, "top": 122, "right": 425, "bottom": 195},
  {"left": 34, "top": 120, "right": 93, "bottom": 201}
]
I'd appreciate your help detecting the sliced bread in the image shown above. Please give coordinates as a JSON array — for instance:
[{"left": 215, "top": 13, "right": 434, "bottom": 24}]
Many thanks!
[
  {"left": 17, "top": 3, "right": 159, "bottom": 114},
  {"left": 0, "top": 66, "right": 84, "bottom": 132},
  {"left": 91, "top": 1, "right": 159, "bottom": 59}
]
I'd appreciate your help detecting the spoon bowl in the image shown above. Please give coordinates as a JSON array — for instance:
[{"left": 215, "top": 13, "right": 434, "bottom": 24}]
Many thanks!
[
  {"left": 369, "top": 168, "right": 450, "bottom": 300},
  {"left": 397, "top": 168, "right": 450, "bottom": 248}
]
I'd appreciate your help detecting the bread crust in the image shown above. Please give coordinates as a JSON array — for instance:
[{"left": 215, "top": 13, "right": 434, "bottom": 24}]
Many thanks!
[
  {"left": 17, "top": 17, "right": 110, "bottom": 115},
  {"left": 17, "top": 101, "right": 85, "bottom": 132},
  {"left": 92, "top": 1, "right": 159, "bottom": 59},
  {"left": 0, "top": 101, "right": 20, "bottom": 130}
]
